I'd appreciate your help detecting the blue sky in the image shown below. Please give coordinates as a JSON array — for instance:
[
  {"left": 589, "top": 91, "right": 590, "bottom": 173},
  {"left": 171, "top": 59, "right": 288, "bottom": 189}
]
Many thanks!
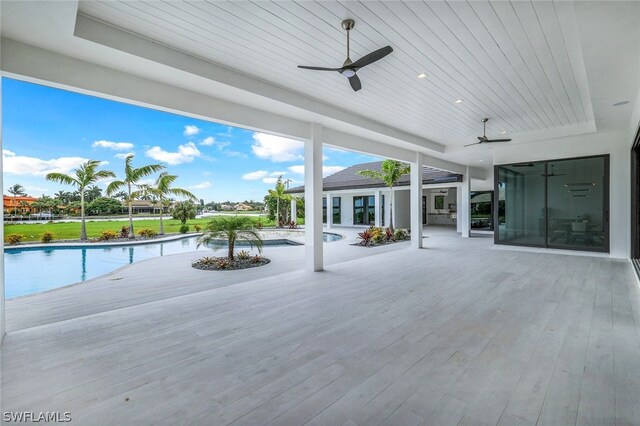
[{"left": 1, "top": 78, "right": 379, "bottom": 202}]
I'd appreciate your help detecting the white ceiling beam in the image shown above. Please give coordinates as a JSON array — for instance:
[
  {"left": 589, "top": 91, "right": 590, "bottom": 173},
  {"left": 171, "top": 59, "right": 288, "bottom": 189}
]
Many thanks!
[{"left": 73, "top": 13, "right": 445, "bottom": 154}]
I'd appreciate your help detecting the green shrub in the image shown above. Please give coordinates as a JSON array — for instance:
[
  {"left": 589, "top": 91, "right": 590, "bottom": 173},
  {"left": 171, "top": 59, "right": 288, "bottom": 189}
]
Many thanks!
[
  {"left": 179, "top": 224, "right": 189, "bottom": 234},
  {"left": 137, "top": 228, "right": 157, "bottom": 238},
  {"left": 373, "top": 233, "right": 384, "bottom": 244},
  {"left": 199, "top": 256, "right": 216, "bottom": 265},
  {"left": 394, "top": 229, "right": 408, "bottom": 241},
  {"left": 98, "top": 230, "right": 118, "bottom": 241},
  {"left": 194, "top": 224, "right": 202, "bottom": 232},
  {"left": 5, "top": 234, "right": 24, "bottom": 244},
  {"left": 41, "top": 232, "right": 55, "bottom": 243},
  {"left": 236, "top": 250, "right": 251, "bottom": 260}
]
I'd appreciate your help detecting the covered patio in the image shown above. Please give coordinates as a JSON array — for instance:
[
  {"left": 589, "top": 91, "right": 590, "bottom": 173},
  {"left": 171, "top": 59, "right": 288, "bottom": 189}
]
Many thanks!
[{"left": 2, "top": 227, "right": 639, "bottom": 425}]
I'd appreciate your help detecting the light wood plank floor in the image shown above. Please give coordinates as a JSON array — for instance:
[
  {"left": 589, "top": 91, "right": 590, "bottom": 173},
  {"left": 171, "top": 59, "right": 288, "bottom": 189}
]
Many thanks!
[{"left": 2, "top": 228, "right": 640, "bottom": 425}]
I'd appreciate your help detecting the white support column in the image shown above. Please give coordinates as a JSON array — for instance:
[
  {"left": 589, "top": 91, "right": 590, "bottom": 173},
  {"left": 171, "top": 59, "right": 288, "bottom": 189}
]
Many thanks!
[
  {"left": 374, "top": 190, "right": 382, "bottom": 227},
  {"left": 391, "top": 190, "right": 396, "bottom": 229},
  {"left": 290, "top": 197, "right": 297, "bottom": 224},
  {"left": 305, "top": 124, "right": 324, "bottom": 271},
  {"left": 410, "top": 153, "right": 424, "bottom": 248},
  {"left": 460, "top": 167, "right": 471, "bottom": 238},
  {"left": 326, "top": 193, "right": 332, "bottom": 229},
  {"left": 456, "top": 185, "right": 463, "bottom": 233}
]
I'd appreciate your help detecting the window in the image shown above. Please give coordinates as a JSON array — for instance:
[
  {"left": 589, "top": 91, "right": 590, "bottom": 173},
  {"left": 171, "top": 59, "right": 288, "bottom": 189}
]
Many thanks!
[
  {"left": 434, "top": 195, "right": 445, "bottom": 210},
  {"left": 332, "top": 197, "right": 341, "bottom": 224},
  {"left": 322, "top": 197, "right": 327, "bottom": 224},
  {"left": 354, "top": 196, "right": 376, "bottom": 225},
  {"left": 470, "top": 191, "right": 494, "bottom": 230},
  {"left": 495, "top": 155, "right": 609, "bottom": 252}
]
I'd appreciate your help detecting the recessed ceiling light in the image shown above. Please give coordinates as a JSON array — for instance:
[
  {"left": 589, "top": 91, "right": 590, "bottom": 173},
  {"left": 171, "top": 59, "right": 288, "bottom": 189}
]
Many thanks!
[
  {"left": 500, "top": 131, "right": 507, "bottom": 134},
  {"left": 613, "top": 100, "right": 630, "bottom": 106},
  {"left": 478, "top": 159, "right": 484, "bottom": 162},
  {"left": 417, "top": 72, "right": 427, "bottom": 79},
  {"left": 454, "top": 99, "right": 463, "bottom": 104}
]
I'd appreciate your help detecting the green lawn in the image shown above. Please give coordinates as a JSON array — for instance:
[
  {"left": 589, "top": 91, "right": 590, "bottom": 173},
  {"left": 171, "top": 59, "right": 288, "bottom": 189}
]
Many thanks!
[{"left": 3, "top": 215, "right": 302, "bottom": 242}]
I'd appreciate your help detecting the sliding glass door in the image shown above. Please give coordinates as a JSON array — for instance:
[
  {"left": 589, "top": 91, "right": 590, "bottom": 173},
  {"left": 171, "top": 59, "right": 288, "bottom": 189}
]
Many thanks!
[{"left": 495, "top": 155, "right": 609, "bottom": 252}]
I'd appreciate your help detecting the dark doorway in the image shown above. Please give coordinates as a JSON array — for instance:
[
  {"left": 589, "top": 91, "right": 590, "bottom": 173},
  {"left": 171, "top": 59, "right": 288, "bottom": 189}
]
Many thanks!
[{"left": 631, "top": 124, "right": 640, "bottom": 274}]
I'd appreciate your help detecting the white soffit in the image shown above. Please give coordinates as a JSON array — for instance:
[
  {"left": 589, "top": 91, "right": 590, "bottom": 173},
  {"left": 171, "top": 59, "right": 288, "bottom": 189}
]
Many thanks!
[{"left": 74, "top": 0, "right": 595, "bottom": 147}]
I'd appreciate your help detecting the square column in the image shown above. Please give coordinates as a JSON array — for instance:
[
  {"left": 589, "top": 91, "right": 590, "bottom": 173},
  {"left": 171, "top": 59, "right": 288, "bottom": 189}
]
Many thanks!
[
  {"left": 374, "top": 190, "right": 382, "bottom": 227},
  {"left": 290, "top": 197, "right": 297, "bottom": 223},
  {"left": 460, "top": 166, "right": 471, "bottom": 238},
  {"left": 410, "top": 153, "right": 424, "bottom": 248},
  {"left": 0, "top": 75, "right": 4, "bottom": 344},
  {"left": 456, "top": 186, "right": 463, "bottom": 233},
  {"left": 326, "top": 193, "right": 333, "bottom": 229},
  {"left": 305, "top": 124, "right": 324, "bottom": 272}
]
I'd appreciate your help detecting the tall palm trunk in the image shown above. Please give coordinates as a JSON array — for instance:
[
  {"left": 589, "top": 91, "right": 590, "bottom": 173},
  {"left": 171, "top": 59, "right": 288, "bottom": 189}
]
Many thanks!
[
  {"left": 127, "top": 183, "right": 134, "bottom": 238},
  {"left": 158, "top": 199, "right": 165, "bottom": 235},
  {"left": 228, "top": 237, "right": 235, "bottom": 260},
  {"left": 80, "top": 190, "right": 87, "bottom": 241}
]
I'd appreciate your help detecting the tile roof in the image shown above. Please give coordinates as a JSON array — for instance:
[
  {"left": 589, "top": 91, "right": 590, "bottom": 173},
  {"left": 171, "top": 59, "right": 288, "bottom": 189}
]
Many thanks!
[{"left": 286, "top": 161, "right": 462, "bottom": 194}]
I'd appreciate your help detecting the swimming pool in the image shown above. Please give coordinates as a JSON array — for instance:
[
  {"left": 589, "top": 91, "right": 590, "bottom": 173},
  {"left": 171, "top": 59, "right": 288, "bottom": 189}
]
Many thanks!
[{"left": 5, "top": 232, "right": 343, "bottom": 299}]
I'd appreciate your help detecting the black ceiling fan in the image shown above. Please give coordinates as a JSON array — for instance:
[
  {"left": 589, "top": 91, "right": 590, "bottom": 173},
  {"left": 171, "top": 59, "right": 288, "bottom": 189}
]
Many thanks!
[
  {"left": 541, "top": 165, "right": 567, "bottom": 177},
  {"left": 297, "top": 19, "right": 393, "bottom": 92},
  {"left": 464, "top": 118, "right": 512, "bottom": 147}
]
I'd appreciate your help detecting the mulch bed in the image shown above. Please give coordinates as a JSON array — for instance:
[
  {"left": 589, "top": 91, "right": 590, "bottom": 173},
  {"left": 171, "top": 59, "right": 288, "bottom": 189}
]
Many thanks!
[{"left": 192, "top": 256, "right": 271, "bottom": 271}]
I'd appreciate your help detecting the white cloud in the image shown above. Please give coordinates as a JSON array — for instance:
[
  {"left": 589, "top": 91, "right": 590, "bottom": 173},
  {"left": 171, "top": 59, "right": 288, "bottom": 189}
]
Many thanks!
[
  {"left": 242, "top": 170, "right": 269, "bottom": 180},
  {"left": 92, "top": 140, "right": 134, "bottom": 151},
  {"left": 288, "top": 165, "right": 346, "bottom": 177},
  {"left": 190, "top": 181, "right": 211, "bottom": 189},
  {"left": 145, "top": 142, "right": 201, "bottom": 165},
  {"left": 251, "top": 132, "right": 304, "bottom": 162},
  {"left": 184, "top": 125, "right": 201, "bottom": 136},
  {"left": 114, "top": 152, "right": 135, "bottom": 159},
  {"left": 24, "top": 185, "right": 49, "bottom": 193},
  {"left": 224, "top": 150, "right": 247, "bottom": 158},
  {"left": 200, "top": 136, "right": 216, "bottom": 146},
  {"left": 2, "top": 150, "right": 89, "bottom": 176}
]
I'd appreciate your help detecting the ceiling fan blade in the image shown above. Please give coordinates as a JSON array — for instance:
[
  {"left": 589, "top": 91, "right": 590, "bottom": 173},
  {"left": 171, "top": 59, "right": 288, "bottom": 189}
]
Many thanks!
[
  {"left": 348, "top": 74, "right": 362, "bottom": 92},
  {"left": 298, "top": 65, "right": 341, "bottom": 71},
  {"left": 345, "top": 46, "right": 393, "bottom": 70},
  {"left": 464, "top": 142, "right": 482, "bottom": 147},
  {"left": 477, "top": 136, "right": 485, "bottom": 141},
  {"left": 485, "top": 139, "right": 512, "bottom": 143}
]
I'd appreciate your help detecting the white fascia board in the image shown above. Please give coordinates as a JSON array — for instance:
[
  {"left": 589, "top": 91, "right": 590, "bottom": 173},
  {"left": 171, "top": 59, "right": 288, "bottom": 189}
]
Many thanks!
[
  {"left": 323, "top": 128, "right": 415, "bottom": 163},
  {"left": 74, "top": 14, "right": 445, "bottom": 154}
]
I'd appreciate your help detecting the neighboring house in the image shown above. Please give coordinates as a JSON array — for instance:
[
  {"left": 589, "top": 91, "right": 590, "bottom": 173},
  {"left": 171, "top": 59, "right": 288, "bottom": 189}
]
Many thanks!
[
  {"left": 122, "top": 200, "right": 167, "bottom": 214},
  {"left": 3, "top": 195, "right": 38, "bottom": 215},
  {"left": 234, "top": 203, "right": 252, "bottom": 211},
  {"left": 285, "top": 161, "right": 463, "bottom": 229},
  {"left": 219, "top": 204, "right": 235, "bottom": 211}
]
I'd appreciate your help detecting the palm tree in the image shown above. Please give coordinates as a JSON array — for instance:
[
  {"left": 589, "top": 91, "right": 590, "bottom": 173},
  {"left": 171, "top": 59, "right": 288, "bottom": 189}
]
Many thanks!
[
  {"left": 112, "top": 190, "right": 128, "bottom": 201},
  {"left": 7, "top": 184, "right": 27, "bottom": 215},
  {"left": 85, "top": 185, "right": 102, "bottom": 202},
  {"left": 198, "top": 216, "right": 263, "bottom": 260},
  {"left": 268, "top": 176, "right": 291, "bottom": 226},
  {"left": 172, "top": 200, "right": 197, "bottom": 225},
  {"left": 357, "top": 160, "right": 410, "bottom": 231},
  {"left": 106, "top": 154, "right": 165, "bottom": 238},
  {"left": 54, "top": 190, "right": 70, "bottom": 204},
  {"left": 133, "top": 172, "right": 196, "bottom": 235},
  {"left": 46, "top": 160, "right": 115, "bottom": 240}
]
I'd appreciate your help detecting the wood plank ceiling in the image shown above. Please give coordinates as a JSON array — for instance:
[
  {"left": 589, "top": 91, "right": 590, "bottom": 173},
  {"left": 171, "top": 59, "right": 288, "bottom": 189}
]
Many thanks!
[{"left": 78, "top": 1, "right": 594, "bottom": 148}]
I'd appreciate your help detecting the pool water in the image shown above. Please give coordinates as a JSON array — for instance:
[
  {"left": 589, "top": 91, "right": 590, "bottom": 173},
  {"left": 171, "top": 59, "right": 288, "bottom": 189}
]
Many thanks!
[{"left": 5, "top": 233, "right": 343, "bottom": 299}]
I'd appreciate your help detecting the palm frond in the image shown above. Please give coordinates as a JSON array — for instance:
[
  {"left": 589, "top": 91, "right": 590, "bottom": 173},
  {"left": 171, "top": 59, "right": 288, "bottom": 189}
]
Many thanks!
[
  {"left": 168, "top": 188, "right": 197, "bottom": 200},
  {"left": 106, "top": 180, "right": 126, "bottom": 196},
  {"left": 45, "top": 173, "right": 78, "bottom": 187}
]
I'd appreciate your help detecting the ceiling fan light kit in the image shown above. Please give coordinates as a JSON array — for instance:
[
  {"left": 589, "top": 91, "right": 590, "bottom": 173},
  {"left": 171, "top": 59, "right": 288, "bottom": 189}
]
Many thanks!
[{"left": 298, "top": 19, "right": 393, "bottom": 92}]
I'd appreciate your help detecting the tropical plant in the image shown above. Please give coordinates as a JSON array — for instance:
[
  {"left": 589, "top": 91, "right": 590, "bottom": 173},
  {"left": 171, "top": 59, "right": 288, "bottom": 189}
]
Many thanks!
[
  {"left": 99, "top": 230, "right": 118, "bottom": 241},
  {"left": 106, "top": 154, "right": 165, "bottom": 238},
  {"left": 385, "top": 227, "right": 395, "bottom": 241},
  {"left": 194, "top": 224, "right": 202, "bottom": 232},
  {"left": 173, "top": 200, "right": 197, "bottom": 226},
  {"left": 85, "top": 185, "right": 103, "bottom": 202},
  {"left": 214, "top": 258, "right": 232, "bottom": 269},
  {"left": 7, "top": 184, "right": 27, "bottom": 215},
  {"left": 133, "top": 172, "right": 196, "bottom": 235},
  {"left": 5, "top": 234, "right": 24, "bottom": 244},
  {"left": 356, "top": 160, "right": 410, "bottom": 232},
  {"left": 236, "top": 250, "right": 251, "bottom": 260},
  {"left": 198, "top": 216, "right": 264, "bottom": 260},
  {"left": 267, "top": 176, "right": 291, "bottom": 226},
  {"left": 357, "top": 229, "right": 374, "bottom": 246},
  {"left": 41, "top": 232, "right": 55, "bottom": 243},
  {"left": 46, "top": 160, "right": 115, "bottom": 240},
  {"left": 137, "top": 228, "right": 157, "bottom": 238},
  {"left": 179, "top": 224, "right": 189, "bottom": 234},
  {"left": 394, "top": 229, "right": 408, "bottom": 241}
]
